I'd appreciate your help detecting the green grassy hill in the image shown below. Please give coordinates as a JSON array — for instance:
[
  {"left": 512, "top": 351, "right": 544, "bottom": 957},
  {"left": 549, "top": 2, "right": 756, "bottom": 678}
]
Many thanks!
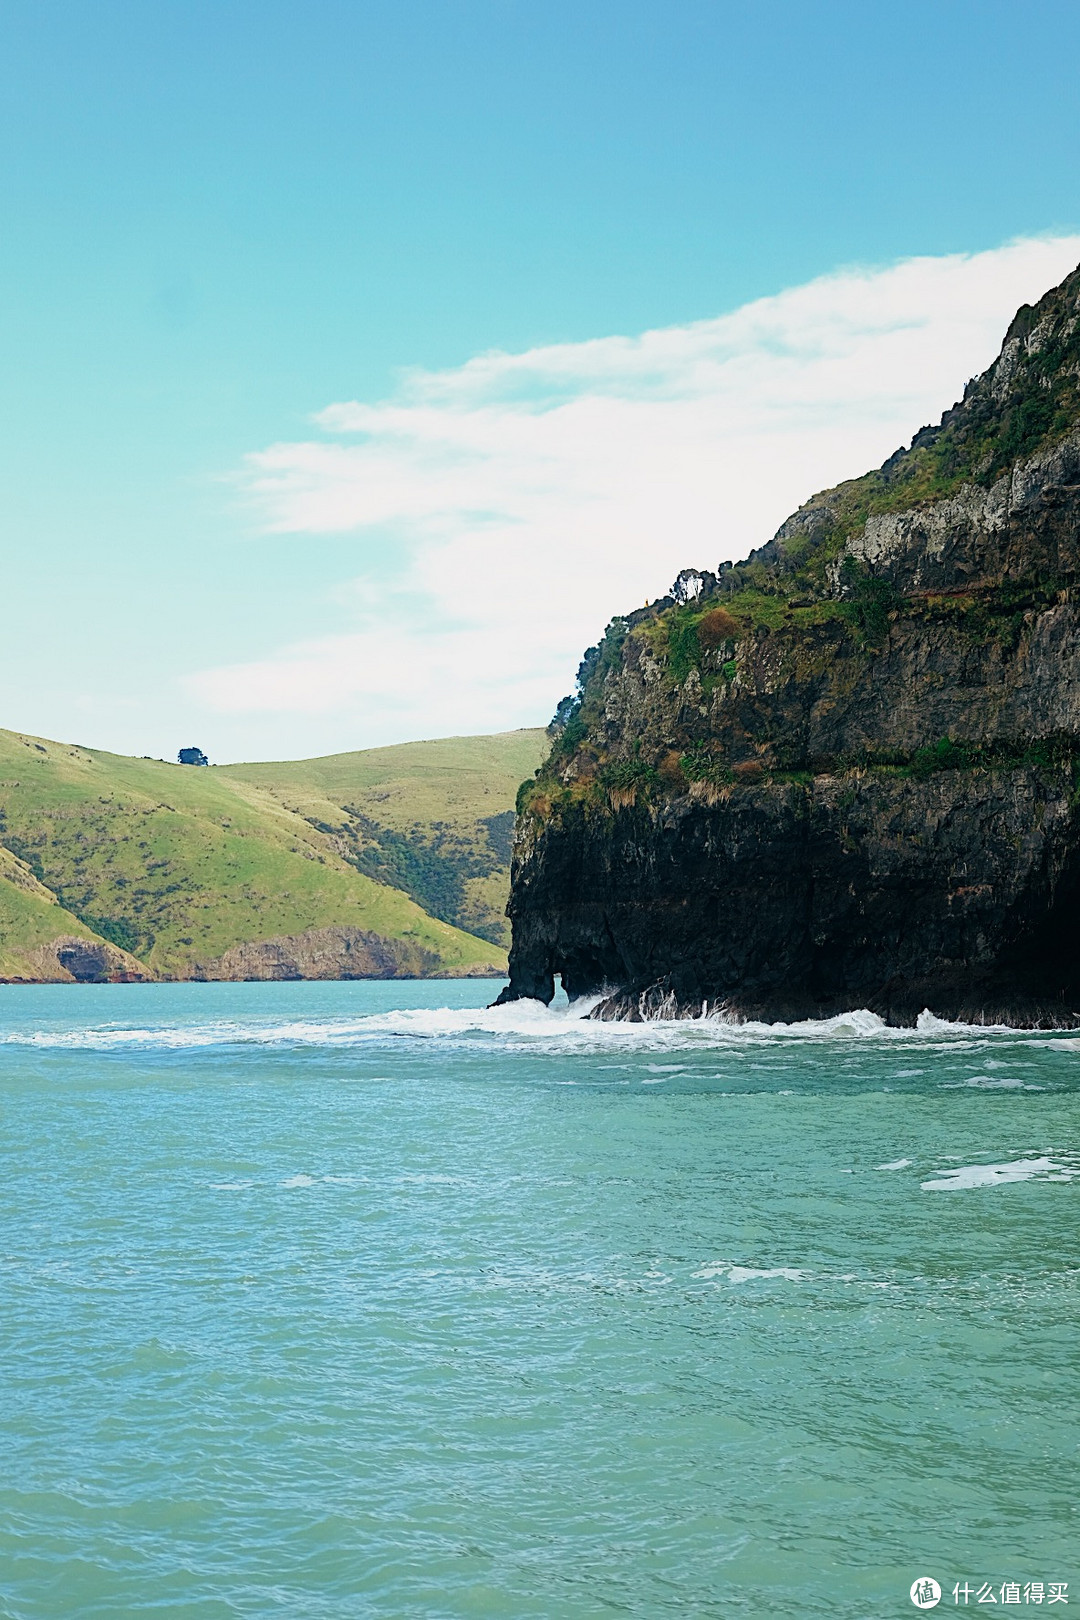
[
  {"left": 0, "top": 843, "right": 116, "bottom": 982},
  {"left": 0, "top": 726, "right": 546, "bottom": 983},
  {"left": 220, "top": 730, "right": 546, "bottom": 948}
]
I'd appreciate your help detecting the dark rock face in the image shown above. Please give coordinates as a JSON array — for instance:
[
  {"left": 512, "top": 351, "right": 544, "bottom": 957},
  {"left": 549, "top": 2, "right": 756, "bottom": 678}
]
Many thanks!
[
  {"left": 52, "top": 937, "right": 146, "bottom": 983},
  {"left": 503, "top": 770, "right": 1080, "bottom": 1024},
  {"left": 499, "top": 263, "right": 1080, "bottom": 1025}
]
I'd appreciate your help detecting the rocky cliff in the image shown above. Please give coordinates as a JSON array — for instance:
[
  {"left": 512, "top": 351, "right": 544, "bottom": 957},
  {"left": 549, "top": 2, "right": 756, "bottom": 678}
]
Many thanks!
[{"left": 499, "top": 263, "right": 1080, "bottom": 1024}]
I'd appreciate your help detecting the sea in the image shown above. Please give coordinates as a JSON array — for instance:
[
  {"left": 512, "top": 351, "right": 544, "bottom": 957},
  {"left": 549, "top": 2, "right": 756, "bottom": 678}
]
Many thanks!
[{"left": 0, "top": 978, "right": 1077, "bottom": 1618}]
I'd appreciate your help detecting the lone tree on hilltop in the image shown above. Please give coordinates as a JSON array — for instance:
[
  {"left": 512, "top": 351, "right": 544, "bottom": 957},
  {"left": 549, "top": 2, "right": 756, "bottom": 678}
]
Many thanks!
[{"left": 178, "top": 746, "right": 209, "bottom": 767}]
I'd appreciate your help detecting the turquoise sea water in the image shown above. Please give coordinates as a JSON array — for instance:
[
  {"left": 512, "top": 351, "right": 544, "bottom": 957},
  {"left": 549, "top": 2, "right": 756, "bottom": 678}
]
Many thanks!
[{"left": 0, "top": 979, "right": 1077, "bottom": 1619}]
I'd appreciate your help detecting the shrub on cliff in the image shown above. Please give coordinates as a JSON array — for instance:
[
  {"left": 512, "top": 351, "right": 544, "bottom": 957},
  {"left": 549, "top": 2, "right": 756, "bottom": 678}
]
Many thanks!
[
  {"left": 838, "top": 560, "right": 901, "bottom": 648},
  {"left": 598, "top": 757, "right": 659, "bottom": 807},
  {"left": 678, "top": 745, "right": 733, "bottom": 786},
  {"left": 698, "top": 606, "right": 739, "bottom": 647}
]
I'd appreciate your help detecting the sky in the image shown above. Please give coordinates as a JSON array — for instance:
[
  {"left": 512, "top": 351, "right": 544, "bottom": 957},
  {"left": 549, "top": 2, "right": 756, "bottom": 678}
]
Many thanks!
[{"left": 2, "top": 1, "right": 1080, "bottom": 763}]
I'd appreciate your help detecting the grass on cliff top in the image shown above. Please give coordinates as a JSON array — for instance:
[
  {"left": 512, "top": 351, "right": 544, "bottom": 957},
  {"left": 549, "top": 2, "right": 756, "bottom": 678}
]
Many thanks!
[
  {"left": 0, "top": 727, "right": 527, "bottom": 980},
  {"left": 535, "top": 266, "right": 1080, "bottom": 811}
]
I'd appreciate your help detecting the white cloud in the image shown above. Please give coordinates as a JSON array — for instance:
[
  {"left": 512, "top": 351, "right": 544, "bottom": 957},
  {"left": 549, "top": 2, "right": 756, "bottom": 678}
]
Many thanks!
[{"left": 189, "top": 235, "right": 1080, "bottom": 745}]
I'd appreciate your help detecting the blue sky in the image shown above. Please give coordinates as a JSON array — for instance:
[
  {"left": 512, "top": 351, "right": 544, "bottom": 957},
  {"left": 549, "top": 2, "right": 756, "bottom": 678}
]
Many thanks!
[{"left": 3, "top": 0, "right": 1080, "bottom": 761}]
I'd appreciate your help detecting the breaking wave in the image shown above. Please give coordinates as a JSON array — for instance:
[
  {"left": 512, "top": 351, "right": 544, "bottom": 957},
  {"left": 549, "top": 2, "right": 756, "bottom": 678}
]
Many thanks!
[{"left": 0, "top": 997, "right": 1075, "bottom": 1054}]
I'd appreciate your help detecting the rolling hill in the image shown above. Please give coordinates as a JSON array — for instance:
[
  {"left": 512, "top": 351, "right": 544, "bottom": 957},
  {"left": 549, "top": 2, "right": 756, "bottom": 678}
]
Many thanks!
[
  {"left": 0, "top": 726, "right": 546, "bottom": 983},
  {"left": 220, "top": 729, "right": 546, "bottom": 949}
]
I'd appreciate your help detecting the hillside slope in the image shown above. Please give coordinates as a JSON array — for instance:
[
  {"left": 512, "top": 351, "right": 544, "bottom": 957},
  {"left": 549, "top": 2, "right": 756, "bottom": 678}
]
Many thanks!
[
  {"left": 500, "top": 261, "right": 1080, "bottom": 1025},
  {"left": 0, "top": 728, "right": 543, "bottom": 983},
  {"left": 221, "top": 730, "right": 546, "bottom": 948},
  {"left": 0, "top": 844, "right": 144, "bottom": 983}
]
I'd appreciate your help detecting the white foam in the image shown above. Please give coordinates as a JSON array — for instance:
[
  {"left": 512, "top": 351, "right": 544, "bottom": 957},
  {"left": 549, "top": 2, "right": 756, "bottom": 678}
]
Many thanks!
[
  {"left": 280, "top": 1174, "right": 315, "bottom": 1188},
  {"left": 916, "top": 1008, "right": 956, "bottom": 1033},
  {"left": 727, "top": 1265, "right": 806, "bottom": 1284},
  {"left": 0, "top": 1025, "right": 229, "bottom": 1049},
  {"left": 692, "top": 1261, "right": 806, "bottom": 1284},
  {"left": 2, "top": 997, "right": 1076, "bottom": 1054},
  {"left": 876, "top": 1158, "right": 913, "bottom": 1170},
  {"left": 943, "top": 1075, "right": 1030, "bottom": 1089},
  {"left": 921, "top": 1156, "right": 1077, "bottom": 1191}
]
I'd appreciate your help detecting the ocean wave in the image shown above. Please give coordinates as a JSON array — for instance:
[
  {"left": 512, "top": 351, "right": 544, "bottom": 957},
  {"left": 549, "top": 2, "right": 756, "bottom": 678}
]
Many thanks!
[{"left": 0, "top": 998, "right": 1077, "bottom": 1053}]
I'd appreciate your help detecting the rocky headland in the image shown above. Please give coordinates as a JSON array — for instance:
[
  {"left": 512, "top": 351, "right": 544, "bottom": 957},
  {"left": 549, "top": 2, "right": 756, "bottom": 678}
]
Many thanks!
[{"left": 499, "top": 263, "right": 1080, "bottom": 1025}]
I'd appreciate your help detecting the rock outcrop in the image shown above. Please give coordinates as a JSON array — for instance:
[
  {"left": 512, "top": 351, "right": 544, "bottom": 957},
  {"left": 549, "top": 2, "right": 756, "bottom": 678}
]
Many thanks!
[
  {"left": 499, "top": 263, "right": 1080, "bottom": 1024},
  {"left": 35, "top": 936, "right": 147, "bottom": 984},
  {"left": 199, "top": 925, "right": 501, "bottom": 981}
]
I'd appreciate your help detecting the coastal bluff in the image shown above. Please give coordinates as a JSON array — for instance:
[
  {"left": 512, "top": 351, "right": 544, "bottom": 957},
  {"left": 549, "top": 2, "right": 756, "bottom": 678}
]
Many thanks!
[{"left": 499, "top": 262, "right": 1080, "bottom": 1025}]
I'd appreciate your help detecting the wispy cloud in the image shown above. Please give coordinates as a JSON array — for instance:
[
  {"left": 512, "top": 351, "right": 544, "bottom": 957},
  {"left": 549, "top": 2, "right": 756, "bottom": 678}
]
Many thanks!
[{"left": 189, "top": 236, "right": 1080, "bottom": 744}]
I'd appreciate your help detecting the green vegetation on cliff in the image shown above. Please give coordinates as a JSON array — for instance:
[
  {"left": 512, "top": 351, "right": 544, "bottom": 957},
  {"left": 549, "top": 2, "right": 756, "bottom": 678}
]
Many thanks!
[
  {"left": 742, "top": 262, "right": 1080, "bottom": 585},
  {"left": 528, "top": 261, "right": 1080, "bottom": 822},
  {"left": 0, "top": 727, "right": 545, "bottom": 982}
]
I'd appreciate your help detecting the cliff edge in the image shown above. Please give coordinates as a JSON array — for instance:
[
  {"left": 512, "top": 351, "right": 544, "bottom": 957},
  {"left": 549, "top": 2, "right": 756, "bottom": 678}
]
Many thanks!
[{"left": 500, "top": 262, "right": 1080, "bottom": 1024}]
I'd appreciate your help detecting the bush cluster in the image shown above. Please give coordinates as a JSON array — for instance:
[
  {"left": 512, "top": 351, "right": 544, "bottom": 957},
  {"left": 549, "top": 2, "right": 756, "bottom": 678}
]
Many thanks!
[{"left": 697, "top": 606, "right": 739, "bottom": 646}]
